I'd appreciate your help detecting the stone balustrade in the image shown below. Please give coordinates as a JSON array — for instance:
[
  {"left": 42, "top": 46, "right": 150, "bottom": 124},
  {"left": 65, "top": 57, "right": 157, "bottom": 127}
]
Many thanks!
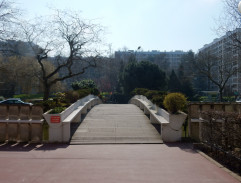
[
  {"left": 0, "top": 105, "right": 43, "bottom": 142},
  {"left": 188, "top": 102, "right": 241, "bottom": 141},
  {"left": 0, "top": 95, "right": 102, "bottom": 143}
]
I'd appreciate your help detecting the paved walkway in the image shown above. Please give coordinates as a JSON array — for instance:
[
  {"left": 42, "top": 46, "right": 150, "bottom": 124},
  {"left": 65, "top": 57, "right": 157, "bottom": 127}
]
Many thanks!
[
  {"left": 71, "top": 104, "right": 162, "bottom": 144},
  {"left": 0, "top": 143, "right": 240, "bottom": 183}
]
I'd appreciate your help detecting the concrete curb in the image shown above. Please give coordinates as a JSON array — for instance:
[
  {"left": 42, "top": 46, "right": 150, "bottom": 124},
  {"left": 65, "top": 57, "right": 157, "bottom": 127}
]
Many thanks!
[{"left": 196, "top": 150, "right": 241, "bottom": 182}]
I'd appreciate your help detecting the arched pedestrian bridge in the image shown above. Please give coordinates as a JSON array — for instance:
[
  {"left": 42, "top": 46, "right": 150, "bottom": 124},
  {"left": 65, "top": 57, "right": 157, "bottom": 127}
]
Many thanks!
[
  {"left": 70, "top": 104, "right": 163, "bottom": 144},
  {"left": 0, "top": 95, "right": 183, "bottom": 143}
]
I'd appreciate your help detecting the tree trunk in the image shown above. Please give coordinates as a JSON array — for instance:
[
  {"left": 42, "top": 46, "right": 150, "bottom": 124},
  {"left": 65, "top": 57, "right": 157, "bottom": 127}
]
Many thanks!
[
  {"left": 43, "top": 83, "right": 51, "bottom": 101},
  {"left": 219, "top": 88, "right": 223, "bottom": 102}
]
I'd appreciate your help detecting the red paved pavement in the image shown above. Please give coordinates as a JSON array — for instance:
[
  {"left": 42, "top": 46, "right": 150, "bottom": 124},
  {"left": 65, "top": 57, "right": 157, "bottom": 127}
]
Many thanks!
[{"left": 0, "top": 143, "right": 240, "bottom": 183}]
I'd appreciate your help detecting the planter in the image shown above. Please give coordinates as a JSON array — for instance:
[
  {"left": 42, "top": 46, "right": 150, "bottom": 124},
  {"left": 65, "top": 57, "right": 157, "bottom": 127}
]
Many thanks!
[
  {"left": 43, "top": 100, "right": 86, "bottom": 143},
  {"left": 43, "top": 110, "right": 64, "bottom": 142},
  {"left": 43, "top": 110, "right": 62, "bottom": 124},
  {"left": 169, "top": 111, "right": 187, "bottom": 130},
  {"left": 161, "top": 111, "right": 187, "bottom": 142}
]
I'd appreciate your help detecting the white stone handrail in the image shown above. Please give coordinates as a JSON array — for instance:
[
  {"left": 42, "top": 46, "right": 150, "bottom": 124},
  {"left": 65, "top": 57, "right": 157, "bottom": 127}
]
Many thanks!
[
  {"left": 129, "top": 95, "right": 187, "bottom": 142},
  {"left": 43, "top": 94, "right": 102, "bottom": 143}
]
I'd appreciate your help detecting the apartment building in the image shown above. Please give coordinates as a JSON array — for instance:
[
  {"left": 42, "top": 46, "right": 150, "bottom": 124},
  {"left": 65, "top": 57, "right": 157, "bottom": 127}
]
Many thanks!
[
  {"left": 114, "top": 50, "right": 187, "bottom": 73},
  {"left": 198, "top": 28, "right": 241, "bottom": 94}
]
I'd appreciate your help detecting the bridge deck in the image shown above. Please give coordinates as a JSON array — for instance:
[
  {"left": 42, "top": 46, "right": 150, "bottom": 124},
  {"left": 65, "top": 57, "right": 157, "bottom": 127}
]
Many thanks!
[{"left": 70, "top": 104, "right": 163, "bottom": 144}]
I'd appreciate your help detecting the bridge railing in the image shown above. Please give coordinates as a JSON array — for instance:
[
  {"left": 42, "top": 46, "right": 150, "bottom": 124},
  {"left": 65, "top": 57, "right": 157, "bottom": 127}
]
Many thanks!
[
  {"left": 129, "top": 95, "right": 187, "bottom": 142},
  {"left": 188, "top": 102, "right": 241, "bottom": 141},
  {"left": 0, "top": 105, "right": 43, "bottom": 142},
  {"left": 43, "top": 95, "right": 102, "bottom": 143}
]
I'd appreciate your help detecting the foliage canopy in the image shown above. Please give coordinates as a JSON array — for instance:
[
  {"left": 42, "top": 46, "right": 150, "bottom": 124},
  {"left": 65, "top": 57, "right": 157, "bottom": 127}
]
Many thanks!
[{"left": 120, "top": 61, "right": 166, "bottom": 94}]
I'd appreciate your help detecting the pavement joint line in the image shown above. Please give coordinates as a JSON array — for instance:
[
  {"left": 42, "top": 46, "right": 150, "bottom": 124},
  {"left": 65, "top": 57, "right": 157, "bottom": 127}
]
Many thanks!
[
  {"left": 196, "top": 149, "right": 241, "bottom": 182},
  {"left": 70, "top": 143, "right": 164, "bottom": 145}
]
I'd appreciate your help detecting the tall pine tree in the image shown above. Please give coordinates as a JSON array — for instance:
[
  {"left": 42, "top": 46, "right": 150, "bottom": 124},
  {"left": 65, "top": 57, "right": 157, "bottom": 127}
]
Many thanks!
[{"left": 168, "top": 70, "right": 181, "bottom": 92}]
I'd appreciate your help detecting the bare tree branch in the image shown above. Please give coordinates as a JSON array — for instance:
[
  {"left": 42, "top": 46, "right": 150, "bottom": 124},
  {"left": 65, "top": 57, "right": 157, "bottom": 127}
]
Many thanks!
[
  {"left": 195, "top": 49, "right": 238, "bottom": 101},
  {"left": 19, "top": 9, "right": 105, "bottom": 100}
]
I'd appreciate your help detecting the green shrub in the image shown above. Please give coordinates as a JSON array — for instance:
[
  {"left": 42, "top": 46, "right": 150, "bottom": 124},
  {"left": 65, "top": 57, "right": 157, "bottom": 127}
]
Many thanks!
[
  {"left": 14, "top": 94, "right": 43, "bottom": 100},
  {"left": 40, "top": 100, "right": 56, "bottom": 112},
  {"left": 54, "top": 92, "right": 66, "bottom": 103},
  {"left": 131, "top": 88, "right": 149, "bottom": 96},
  {"left": 151, "top": 95, "right": 165, "bottom": 108},
  {"left": 77, "top": 89, "right": 91, "bottom": 99},
  {"left": 111, "top": 92, "right": 130, "bottom": 104},
  {"left": 145, "top": 90, "right": 166, "bottom": 100},
  {"left": 145, "top": 90, "right": 159, "bottom": 99},
  {"left": 131, "top": 88, "right": 167, "bottom": 107},
  {"left": 163, "top": 93, "right": 187, "bottom": 114},
  {"left": 100, "top": 92, "right": 112, "bottom": 103},
  {"left": 65, "top": 91, "right": 80, "bottom": 103},
  {"left": 64, "top": 88, "right": 99, "bottom": 104},
  {"left": 50, "top": 107, "right": 66, "bottom": 114},
  {"left": 90, "top": 88, "right": 100, "bottom": 96},
  {"left": 71, "top": 79, "right": 97, "bottom": 90}
]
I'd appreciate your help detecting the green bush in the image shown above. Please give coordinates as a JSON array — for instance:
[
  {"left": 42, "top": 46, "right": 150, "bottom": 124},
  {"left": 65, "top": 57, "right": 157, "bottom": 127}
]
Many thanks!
[
  {"left": 163, "top": 93, "right": 187, "bottom": 114},
  {"left": 145, "top": 90, "right": 159, "bottom": 99},
  {"left": 53, "top": 92, "right": 66, "bottom": 103},
  {"left": 77, "top": 89, "right": 91, "bottom": 99},
  {"left": 131, "top": 88, "right": 149, "bottom": 96},
  {"left": 64, "top": 88, "right": 100, "bottom": 104},
  {"left": 72, "top": 79, "right": 97, "bottom": 90},
  {"left": 40, "top": 100, "right": 56, "bottom": 112},
  {"left": 111, "top": 92, "right": 130, "bottom": 104},
  {"left": 100, "top": 92, "right": 112, "bottom": 103},
  {"left": 65, "top": 91, "right": 80, "bottom": 103},
  {"left": 90, "top": 88, "right": 100, "bottom": 96},
  {"left": 14, "top": 94, "right": 43, "bottom": 100},
  {"left": 40, "top": 88, "right": 99, "bottom": 112},
  {"left": 131, "top": 88, "right": 167, "bottom": 107},
  {"left": 151, "top": 95, "right": 165, "bottom": 108},
  {"left": 145, "top": 90, "right": 166, "bottom": 100},
  {"left": 50, "top": 107, "right": 66, "bottom": 114}
]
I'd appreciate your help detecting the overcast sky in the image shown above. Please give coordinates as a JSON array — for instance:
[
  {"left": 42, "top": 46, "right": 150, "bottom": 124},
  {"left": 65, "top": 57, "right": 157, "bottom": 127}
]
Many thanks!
[{"left": 14, "top": 0, "right": 223, "bottom": 53}]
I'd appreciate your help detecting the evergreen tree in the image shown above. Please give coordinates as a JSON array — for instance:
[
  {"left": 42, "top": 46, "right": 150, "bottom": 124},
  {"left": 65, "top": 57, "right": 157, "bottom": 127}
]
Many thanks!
[
  {"left": 168, "top": 70, "right": 181, "bottom": 92},
  {"left": 180, "top": 79, "right": 194, "bottom": 99},
  {"left": 119, "top": 61, "right": 166, "bottom": 94}
]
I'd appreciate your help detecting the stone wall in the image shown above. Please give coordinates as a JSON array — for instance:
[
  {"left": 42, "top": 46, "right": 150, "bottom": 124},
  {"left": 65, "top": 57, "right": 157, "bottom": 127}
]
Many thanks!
[
  {"left": 0, "top": 105, "right": 43, "bottom": 142},
  {"left": 188, "top": 102, "right": 241, "bottom": 141}
]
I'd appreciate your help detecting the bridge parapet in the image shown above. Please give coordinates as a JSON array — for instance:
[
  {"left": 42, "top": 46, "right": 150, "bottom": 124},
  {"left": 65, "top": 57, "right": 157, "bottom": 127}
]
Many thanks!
[
  {"left": 43, "top": 95, "right": 102, "bottom": 143},
  {"left": 0, "top": 105, "right": 43, "bottom": 142},
  {"left": 129, "top": 95, "right": 187, "bottom": 142},
  {"left": 188, "top": 102, "right": 241, "bottom": 141}
]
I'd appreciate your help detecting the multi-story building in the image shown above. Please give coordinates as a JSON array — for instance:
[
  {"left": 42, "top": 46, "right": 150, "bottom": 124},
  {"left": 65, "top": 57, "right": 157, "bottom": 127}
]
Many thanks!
[
  {"left": 115, "top": 50, "right": 188, "bottom": 73},
  {"left": 198, "top": 28, "right": 241, "bottom": 94}
]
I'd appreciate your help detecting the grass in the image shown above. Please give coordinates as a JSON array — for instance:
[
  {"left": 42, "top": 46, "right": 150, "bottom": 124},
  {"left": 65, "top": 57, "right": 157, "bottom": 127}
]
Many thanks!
[{"left": 14, "top": 94, "right": 43, "bottom": 100}]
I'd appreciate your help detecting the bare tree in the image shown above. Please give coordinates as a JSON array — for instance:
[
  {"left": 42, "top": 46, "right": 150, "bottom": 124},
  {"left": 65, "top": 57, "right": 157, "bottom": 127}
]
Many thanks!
[
  {"left": 216, "top": 0, "right": 241, "bottom": 48},
  {"left": 198, "top": 0, "right": 241, "bottom": 100},
  {"left": 20, "top": 10, "right": 104, "bottom": 101},
  {"left": 195, "top": 51, "right": 239, "bottom": 101},
  {"left": 0, "top": 0, "right": 21, "bottom": 56},
  {"left": 0, "top": 0, "right": 19, "bottom": 39}
]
